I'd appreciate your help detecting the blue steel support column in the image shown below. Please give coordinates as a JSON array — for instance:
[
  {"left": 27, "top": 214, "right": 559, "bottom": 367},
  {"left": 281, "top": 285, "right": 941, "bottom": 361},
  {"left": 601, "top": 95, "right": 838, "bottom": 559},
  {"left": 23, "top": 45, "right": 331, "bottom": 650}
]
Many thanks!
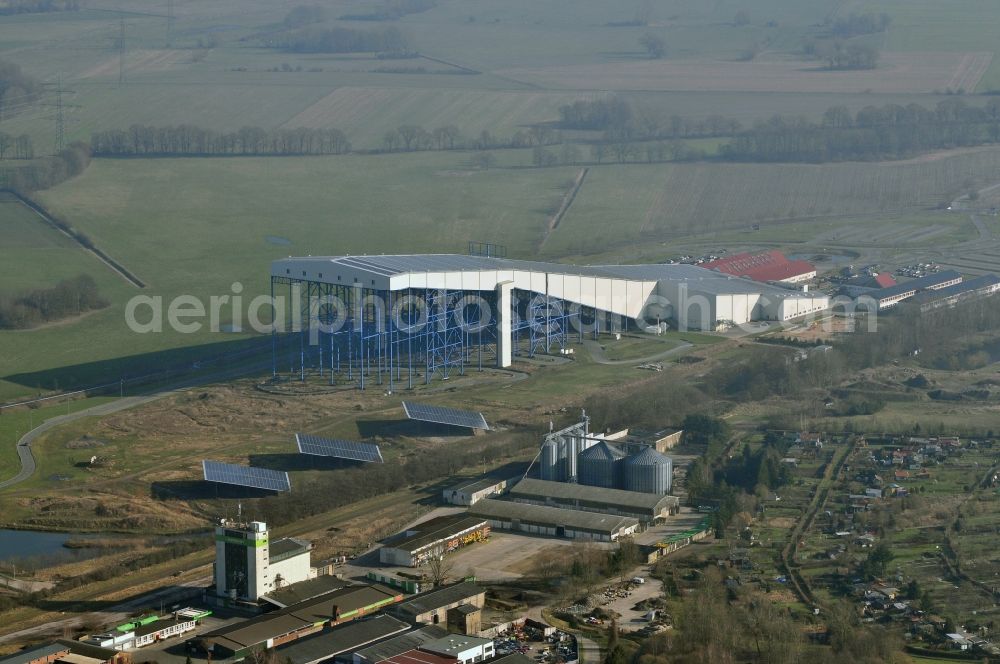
[{"left": 270, "top": 277, "right": 276, "bottom": 378}]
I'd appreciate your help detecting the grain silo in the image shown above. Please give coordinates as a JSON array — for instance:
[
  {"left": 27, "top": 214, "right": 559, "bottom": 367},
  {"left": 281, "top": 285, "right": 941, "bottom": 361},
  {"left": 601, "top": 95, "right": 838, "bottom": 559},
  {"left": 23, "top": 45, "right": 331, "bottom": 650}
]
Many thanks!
[
  {"left": 540, "top": 436, "right": 560, "bottom": 481},
  {"left": 578, "top": 441, "right": 626, "bottom": 488},
  {"left": 622, "top": 446, "right": 672, "bottom": 494}
]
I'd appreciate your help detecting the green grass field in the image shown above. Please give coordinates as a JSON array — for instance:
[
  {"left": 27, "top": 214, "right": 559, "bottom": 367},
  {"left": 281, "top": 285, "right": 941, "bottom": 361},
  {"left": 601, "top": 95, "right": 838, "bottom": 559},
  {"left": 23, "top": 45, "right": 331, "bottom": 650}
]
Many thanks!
[{"left": 544, "top": 149, "right": 1000, "bottom": 255}]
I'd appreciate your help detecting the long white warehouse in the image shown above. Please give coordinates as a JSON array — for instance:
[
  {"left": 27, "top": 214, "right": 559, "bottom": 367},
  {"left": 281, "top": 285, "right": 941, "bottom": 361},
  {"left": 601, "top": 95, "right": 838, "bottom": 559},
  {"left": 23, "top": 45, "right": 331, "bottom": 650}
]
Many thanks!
[{"left": 270, "top": 254, "right": 827, "bottom": 381}]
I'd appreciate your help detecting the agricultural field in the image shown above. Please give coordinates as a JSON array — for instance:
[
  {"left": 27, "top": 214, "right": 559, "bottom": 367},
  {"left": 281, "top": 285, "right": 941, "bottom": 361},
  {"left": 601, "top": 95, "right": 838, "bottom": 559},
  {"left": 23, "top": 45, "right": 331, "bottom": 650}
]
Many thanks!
[
  {"left": 498, "top": 51, "right": 993, "bottom": 95},
  {"left": 0, "top": 193, "right": 128, "bottom": 295},
  {"left": 546, "top": 147, "right": 1000, "bottom": 256}
]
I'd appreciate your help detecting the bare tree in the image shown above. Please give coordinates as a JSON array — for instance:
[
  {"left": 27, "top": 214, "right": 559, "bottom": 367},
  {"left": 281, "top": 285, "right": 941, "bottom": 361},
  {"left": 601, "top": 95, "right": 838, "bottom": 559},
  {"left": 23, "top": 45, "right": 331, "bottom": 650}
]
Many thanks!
[
  {"left": 426, "top": 555, "right": 454, "bottom": 586},
  {"left": 639, "top": 32, "right": 665, "bottom": 59}
]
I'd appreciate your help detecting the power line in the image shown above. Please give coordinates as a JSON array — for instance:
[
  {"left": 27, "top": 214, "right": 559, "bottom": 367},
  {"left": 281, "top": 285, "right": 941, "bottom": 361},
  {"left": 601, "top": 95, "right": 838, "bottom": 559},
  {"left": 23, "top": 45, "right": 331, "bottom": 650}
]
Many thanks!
[
  {"left": 55, "top": 74, "right": 65, "bottom": 151},
  {"left": 118, "top": 15, "right": 126, "bottom": 87},
  {"left": 167, "top": 0, "right": 175, "bottom": 45}
]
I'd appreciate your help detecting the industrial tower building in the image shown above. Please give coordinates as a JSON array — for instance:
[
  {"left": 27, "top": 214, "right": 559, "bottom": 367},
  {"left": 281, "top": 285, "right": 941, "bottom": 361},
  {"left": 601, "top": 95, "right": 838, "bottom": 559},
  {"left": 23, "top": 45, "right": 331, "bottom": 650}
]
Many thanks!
[{"left": 213, "top": 520, "right": 312, "bottom": 602}]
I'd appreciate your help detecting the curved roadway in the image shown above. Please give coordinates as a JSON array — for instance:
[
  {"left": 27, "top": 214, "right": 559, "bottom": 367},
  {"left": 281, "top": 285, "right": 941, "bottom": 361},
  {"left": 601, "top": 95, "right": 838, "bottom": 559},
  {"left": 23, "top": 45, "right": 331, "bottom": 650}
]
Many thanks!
[
  {"left": 0, "top": 394, "right": 171, "bottom": 491},
  {"left": 583, "top": 338, "right": 693, "bottom": 365}
]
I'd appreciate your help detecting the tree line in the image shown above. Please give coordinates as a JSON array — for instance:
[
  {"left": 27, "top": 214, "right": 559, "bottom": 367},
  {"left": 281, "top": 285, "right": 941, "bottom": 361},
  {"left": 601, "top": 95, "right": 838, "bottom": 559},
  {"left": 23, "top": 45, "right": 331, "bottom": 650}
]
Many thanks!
[
  {"left": 264, "top": 25, "right": 409, "bottom": 54},
  {"left": 340, "top": 0, "right": 436, "bottom": 22},
  {"left": 0, "top": 132, "right": 34, "bottom": 159},
  {"left": 243, "top": 433, "right": 537, "bottom": 529},
  {"left": 723, "top": 98, "right": 1000, "bottom": 162},
  {"left": 91, "top": 125, "right": 351, "bottom": 156},
  {"left": 0, "top": 274, "right": 108, "bottom": 330},
  {"left": 0, "top": 141, "right": 90, "bottom": 191},
  {"left": 0, "top": 0, "right": 77, "bottom": 15},
  {"left": 0, "top": 58, "right": 42, "bottom": 121}
]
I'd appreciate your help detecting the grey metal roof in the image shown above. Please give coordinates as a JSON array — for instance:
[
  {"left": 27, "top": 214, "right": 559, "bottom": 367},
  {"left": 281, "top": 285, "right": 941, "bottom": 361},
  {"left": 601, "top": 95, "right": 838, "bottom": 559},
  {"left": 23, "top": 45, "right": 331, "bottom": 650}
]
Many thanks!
[
  {"left": 447, "top": 476, "right": 510, "bottom": 495},
  {"left": 0, "top": 643, "right": 70, "bottom": 664},
  {"left": 393, "top": 581, "right": 485, "bottom": 617},
  {"left": 470, "top": 498, "right": 640, "bottom": 534},
  {"left": 270, "top": 537, "right": 311, "bottom": 562},
  {"left": 876, "top": 269, "right": 962, "bottom": 299},
  {"left": 275, "top": 615, "right": 411, "bottom": 664},
  {"left": 279, "top": 255, "right": 619, "bottom": 279},
  {"left": 608, "top": 263, "right": 815, "bottom": 297},
  {"left": 624, "top": 447, "right": 671, "bottom": 467},
  {"left": 261, "top": 575, "right": 347, "bottom": 608},
  {"left": 421, "top": 635, "right": 493, "bottom": 656},
  {"left": 354, "top": 626, "right": 450, "bottom": 662},
  {"left": 578, "top": 441, "right": 625, "bottom": 461},
  {"left": 385, "top": 515, "right": 490, "bottom": 554},
  {"left": 910, "top": 273, "right": 1000, "bottom": 304},
  {"left": 510, "top": 478, "right": 676, "bottom": 512}
]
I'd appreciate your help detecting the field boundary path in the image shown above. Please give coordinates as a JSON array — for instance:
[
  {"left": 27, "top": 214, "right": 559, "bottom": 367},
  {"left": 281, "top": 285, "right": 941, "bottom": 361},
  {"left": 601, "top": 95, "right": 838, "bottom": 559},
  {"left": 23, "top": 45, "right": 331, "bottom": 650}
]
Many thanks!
[
  {"left": 5, "top": 190, "right": 145, "bottom": 288},
  {"left": 540, "top": 167, "right": 588, "bottom": 248},
  {"left": 583, "top": 338, "right": 692, "bottom": 365}
]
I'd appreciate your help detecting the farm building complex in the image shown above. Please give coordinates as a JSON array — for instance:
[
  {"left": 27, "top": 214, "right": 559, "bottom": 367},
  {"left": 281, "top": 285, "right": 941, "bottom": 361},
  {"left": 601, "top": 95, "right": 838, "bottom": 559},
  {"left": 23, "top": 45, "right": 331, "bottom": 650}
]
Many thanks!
[{"left": 270, "top": 254, "right": 828, "bottom": 387}]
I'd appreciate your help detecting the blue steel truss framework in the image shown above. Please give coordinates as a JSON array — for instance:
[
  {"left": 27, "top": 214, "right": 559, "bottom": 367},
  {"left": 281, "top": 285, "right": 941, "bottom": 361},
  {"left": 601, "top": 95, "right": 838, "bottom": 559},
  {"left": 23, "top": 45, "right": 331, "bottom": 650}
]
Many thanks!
[{"left": 270, "top": 276, "right": 620, "bottom": 390}]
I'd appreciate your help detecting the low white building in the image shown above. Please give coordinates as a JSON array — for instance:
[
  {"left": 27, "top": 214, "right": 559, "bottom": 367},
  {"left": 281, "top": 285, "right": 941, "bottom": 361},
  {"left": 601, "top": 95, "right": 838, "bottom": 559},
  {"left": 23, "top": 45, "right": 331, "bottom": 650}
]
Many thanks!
[
  {"left": 442, "top": 477, "right": 512, "bottom": 506},
  {"left": 420, "top": 635, "right": 494, "bottom": 664}
]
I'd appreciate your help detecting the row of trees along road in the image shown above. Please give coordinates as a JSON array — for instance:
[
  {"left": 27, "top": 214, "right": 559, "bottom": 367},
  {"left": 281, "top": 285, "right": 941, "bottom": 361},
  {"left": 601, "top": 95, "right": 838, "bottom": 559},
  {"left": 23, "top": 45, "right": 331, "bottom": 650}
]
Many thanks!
[
  {"left": 91, "top": 125, "right": 351, "bottom": 156},
  {"left": 77, "top": 96, "right": 1000, "bottom": 163}
]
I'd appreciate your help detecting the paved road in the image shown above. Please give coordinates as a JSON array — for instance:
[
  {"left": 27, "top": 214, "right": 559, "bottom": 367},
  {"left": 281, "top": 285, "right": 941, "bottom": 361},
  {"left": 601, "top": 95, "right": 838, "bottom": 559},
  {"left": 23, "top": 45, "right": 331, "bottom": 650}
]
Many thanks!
[
  {"left": 0, "top": 574, "right": 54, "bottom": 593},
  {"left": 0, "top": 361, "right": 273, "bottom": 492},
  {"left": 0, "top": 574, "right": 209, "bottom": 643},
  {"left": 0, "top": 394, "right": 172, "bottom": 491}
]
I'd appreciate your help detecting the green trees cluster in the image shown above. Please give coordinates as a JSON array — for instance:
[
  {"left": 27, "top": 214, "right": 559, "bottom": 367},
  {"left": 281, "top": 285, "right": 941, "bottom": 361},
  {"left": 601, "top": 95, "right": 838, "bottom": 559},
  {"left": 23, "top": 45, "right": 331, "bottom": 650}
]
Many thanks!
[
  {"left": 826, "top": 12, "right": 891, "bottom": 38},
  {"left": 91, "top": 125, "right": 350, "bottom": 156},
  {"left": 0, "top": 274, "right": 108, "bottom": 330},
  {"left": 0, "top": 132, "right": 33, "bottom": 160},
  {"left": 283, "top": 5, "right": 325, "bottom": 28},
  {"left": 0, "top": 0, "right": 78, "bottom": 15},
  {"left": 267, "top": 26, "right": 409, "bottom": 54},
  {"left": 245, "top": 433, "right": 536, "bottom": 527},
  {"left": 0, "top": 58, "right": 42, "bottom": 121},
  {"left": 723, "top": 98, "right": 1000, "bottom": 162},
  {"left": 0, "top": 141, "right": 90, "bottom": 191},
  {"left": 341, "top": 0, "right": 437, "bottom": 21}
]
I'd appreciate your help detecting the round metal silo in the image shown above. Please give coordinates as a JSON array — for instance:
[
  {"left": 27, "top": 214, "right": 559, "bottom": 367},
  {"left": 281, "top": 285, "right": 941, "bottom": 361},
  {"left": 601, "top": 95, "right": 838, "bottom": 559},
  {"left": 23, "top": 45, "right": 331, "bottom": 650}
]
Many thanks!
[
  {"left": 578, "top": 441, "right": 625, "bottom": 488},
  {"left": 540, "top": 437, "right": 559, "bottom": 481},
  {"left": 623, "top": 446, "right": 672, "bottom": 494}
]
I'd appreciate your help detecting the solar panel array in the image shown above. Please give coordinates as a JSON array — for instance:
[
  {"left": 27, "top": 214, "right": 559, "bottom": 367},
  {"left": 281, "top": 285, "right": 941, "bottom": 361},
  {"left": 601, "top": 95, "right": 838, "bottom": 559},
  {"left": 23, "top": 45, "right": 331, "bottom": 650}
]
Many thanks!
[
  {"left": 202, "top": 460, "right": 291, "bottom": 492},
  {"left": 402, "top": 401, "right": 489, "bottom": 430},
  {"left": 295, "top": 434, "right": 383, "bottom": 463}
]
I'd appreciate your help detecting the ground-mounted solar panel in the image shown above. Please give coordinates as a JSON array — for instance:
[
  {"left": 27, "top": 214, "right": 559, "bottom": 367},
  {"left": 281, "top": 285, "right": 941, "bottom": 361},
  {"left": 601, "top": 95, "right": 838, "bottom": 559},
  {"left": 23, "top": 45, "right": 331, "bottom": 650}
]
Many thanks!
[
  {"left": 202, "top": 460, "right": 291, "bottom": 492},
  {"left": 295, "top": 434, "right": 383, "bottom": 463},
  {"left": 401, "top": 401, "right": 489, "bottom": 430}
]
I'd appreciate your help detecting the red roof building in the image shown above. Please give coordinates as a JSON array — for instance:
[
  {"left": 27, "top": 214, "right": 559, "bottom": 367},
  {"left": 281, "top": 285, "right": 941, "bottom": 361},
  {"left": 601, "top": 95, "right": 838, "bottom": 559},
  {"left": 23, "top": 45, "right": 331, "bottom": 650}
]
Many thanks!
[
  {"left": 702, "top": 250, "right": 815, "bottom": 284},
  {"left": 382, "top": 651, "right": 457, "bottom": 664},
  {"left": 873, "top": 273, "right": 897, "bottom": 288}
]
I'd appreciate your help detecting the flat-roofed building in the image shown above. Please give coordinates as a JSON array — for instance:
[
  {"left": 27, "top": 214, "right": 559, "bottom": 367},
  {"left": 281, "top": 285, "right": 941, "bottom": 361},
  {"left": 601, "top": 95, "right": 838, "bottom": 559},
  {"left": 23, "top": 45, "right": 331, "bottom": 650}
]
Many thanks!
[
  {"left": 352, "top": 626, "right": 450, "bottom": 664},
  {"left": 379, "top": 515, "right": 490, "bottom": 567},
  {"left": 200, "top": 585, "right": 402, "bottom": 659},
  {"left": 469, "top": 499, "right": 639, "bottom": 541},
  {"left": 443, "top": 477, "right": 512, "bottom": 506},
  {"left": 382, "top": 650, "right": 455, "bottom": 664},
  {"left": 419, "top": 635, "right": 493, "bottom": 664},
  {"left": 274, "top": 615, "right": 412, "bottom": 664},
  {"left": 134, "top": 617, "right": 198, "bottom": 648},
  {"left": 508, "top": 478, "right": 679, "bottom": 524},
  {"left": 0, "top": 644, "right": 72, "bottom": 664},
  {"left": 392, "top": 581, "right": 486, "bottom": 626}
]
